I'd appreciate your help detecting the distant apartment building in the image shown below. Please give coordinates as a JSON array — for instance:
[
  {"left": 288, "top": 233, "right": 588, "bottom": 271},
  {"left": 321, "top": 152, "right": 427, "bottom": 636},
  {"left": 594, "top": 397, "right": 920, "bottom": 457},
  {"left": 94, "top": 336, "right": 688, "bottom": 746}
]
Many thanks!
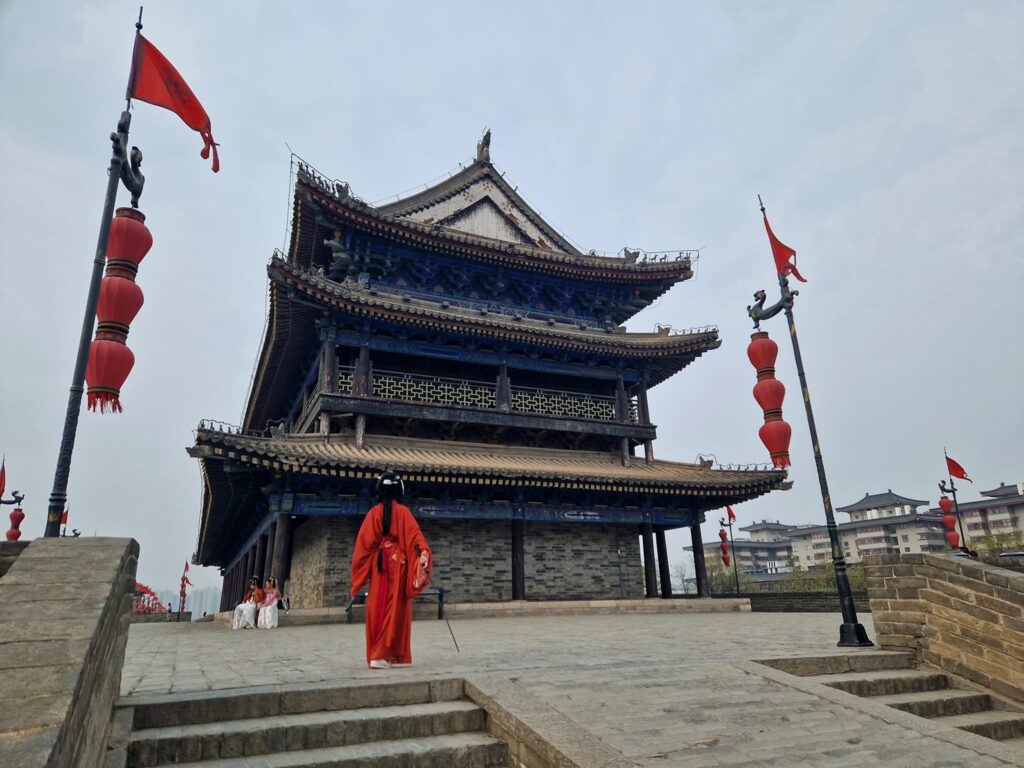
[
  {"left": 685, "top": 483, "right": 1024, "bottom": 573},
  {"left": 685, "top": 519, "right": 794, "bottom": 575}
]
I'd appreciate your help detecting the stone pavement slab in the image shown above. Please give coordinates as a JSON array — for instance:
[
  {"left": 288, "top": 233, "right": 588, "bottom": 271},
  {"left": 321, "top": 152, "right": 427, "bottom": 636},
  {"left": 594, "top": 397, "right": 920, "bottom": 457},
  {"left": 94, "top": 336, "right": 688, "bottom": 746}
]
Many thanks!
[{"left": 122, "top": 611, "right": 1022, "bottom": 766}]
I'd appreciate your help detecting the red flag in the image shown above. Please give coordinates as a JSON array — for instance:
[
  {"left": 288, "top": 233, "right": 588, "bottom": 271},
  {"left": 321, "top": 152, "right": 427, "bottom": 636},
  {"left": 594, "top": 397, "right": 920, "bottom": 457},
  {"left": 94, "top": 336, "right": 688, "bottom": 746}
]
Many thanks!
[
  {"left": 727, "top": 506, "right": 736, "bottom": 523},
  {"left": 763, "top": 213, "right": 806, "bottom": 282},
  {"left": 127, "top": 34, "right": 219, "bottom": 172},
  {"left": 0, "top": 458, "right": 5, "bottom": 499},
  {"left": 946, "top": 455, "right": 972, "bottom": 483},
  {"left": 60, "top": 509, "right": 69, "bottom": 525},
  {"left": 184, "top": 561, "right": 190, "bottom": 572}
]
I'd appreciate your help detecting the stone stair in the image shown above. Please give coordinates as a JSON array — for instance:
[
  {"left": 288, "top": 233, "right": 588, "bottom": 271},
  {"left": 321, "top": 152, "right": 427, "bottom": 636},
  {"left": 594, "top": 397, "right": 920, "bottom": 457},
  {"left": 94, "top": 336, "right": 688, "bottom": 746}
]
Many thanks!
[
  {"left": 108, "top": 678, "right": 508, "bottom": 767},
  {"left": 769, "top": 653, "right": 1024, "bottom": 747}
]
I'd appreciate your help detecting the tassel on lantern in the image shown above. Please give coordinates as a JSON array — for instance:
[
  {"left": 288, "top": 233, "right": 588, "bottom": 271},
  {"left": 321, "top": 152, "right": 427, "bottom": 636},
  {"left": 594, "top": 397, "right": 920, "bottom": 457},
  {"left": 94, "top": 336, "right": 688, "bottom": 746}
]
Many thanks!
[{"left": 748, "top": 331, "right": 792, "bottom": 468}]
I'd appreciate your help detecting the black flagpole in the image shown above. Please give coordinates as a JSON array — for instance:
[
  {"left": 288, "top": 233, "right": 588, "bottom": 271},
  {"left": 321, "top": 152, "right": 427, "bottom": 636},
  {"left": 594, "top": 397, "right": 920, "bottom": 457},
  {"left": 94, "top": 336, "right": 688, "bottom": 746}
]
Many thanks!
[
  {"left": 748, "top": 198, "right": 872, "bottom": 647},
  {"left": 44, "top": 11, "right": 143, "bottom": 537}
]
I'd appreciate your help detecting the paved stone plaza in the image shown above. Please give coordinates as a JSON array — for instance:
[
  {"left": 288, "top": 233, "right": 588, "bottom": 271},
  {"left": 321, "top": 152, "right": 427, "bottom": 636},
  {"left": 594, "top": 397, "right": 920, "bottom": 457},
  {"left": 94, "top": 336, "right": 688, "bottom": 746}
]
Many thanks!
[{"left": 122, "top": 612, "right": 1021, "bottom": 766}]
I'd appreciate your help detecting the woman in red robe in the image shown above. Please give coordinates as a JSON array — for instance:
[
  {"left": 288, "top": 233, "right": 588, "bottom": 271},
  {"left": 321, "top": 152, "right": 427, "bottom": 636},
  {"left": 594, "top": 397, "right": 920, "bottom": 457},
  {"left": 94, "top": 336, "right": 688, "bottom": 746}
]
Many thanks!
[{"left": 350, "top": 471, "right": 432, "bottom": 669}]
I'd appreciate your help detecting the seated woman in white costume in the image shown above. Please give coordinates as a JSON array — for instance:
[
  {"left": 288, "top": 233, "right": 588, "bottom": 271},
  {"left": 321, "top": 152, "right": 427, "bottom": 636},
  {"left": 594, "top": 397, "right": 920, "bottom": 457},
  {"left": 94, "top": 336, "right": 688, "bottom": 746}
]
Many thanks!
[
  {"left": 231, "top": 577, "right": 263, "bottom": 630},
  {"left": 257, "top": 578, "right": 282, "bottom": 629}
]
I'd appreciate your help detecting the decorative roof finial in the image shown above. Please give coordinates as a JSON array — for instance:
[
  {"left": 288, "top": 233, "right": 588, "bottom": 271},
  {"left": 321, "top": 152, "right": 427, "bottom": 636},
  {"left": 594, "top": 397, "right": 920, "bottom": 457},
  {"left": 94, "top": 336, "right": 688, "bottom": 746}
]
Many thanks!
[{"left": 476, "top": 128, "right": 491, "bottom": 163}]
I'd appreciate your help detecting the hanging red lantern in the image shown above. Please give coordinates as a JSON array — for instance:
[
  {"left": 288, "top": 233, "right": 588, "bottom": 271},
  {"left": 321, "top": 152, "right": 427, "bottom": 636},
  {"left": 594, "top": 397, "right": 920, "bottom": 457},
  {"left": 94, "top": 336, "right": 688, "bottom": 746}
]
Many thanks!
[
  {"left": 85, "top": 339, "right": 135, "bottom": 413},
  {"left": 758, "top": 419, "right": 792, "bottom": 468},
  {"left": 97, "top": 276, "right": 144, "bottom": 329},
  {"left": 719, "top": 541, "right": 729, "bottom": 556},
  {"left": 942, "top": 514, "right": 956, "bottom": 531},
  {"left": 938, "top": 496, "right": 953, "bottom": 514},
  {"left": 753, "top": 377, "right": 786, "bottom": 415},
  {"left": 722, "top": 553, "right": 731, "bottom": 567},
  {"left": 718, "top": 529, "right": 728, "bottom": 542},
  {"left": 6, "top": 508, "right": 24, "bottom": 541},
  {"left": 105, "top": 208, "right": 153, "bottom": 273},
  {"left": 747, "top": 331, "right": 778, "bottom": 373},
  {"left": 945, "top": 530, "right": 960, "bottom": 549}
]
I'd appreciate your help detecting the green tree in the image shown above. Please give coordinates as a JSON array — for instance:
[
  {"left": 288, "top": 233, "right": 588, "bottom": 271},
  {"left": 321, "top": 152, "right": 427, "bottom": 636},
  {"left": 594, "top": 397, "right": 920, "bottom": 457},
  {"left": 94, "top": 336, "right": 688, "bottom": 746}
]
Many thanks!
[
  {"left": 777, "top": 563, "right": 865, "bottom": 592},
  {"left": 970, "top": 531, "right": 1024, "bottom": 557}
]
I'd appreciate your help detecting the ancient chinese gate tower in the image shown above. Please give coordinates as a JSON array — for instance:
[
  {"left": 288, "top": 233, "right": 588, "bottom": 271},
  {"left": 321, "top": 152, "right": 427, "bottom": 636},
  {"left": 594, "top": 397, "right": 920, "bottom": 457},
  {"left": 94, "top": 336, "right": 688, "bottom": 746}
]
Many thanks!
[{"left": 191, "top": 136, "right": 785, "bottom": 609}]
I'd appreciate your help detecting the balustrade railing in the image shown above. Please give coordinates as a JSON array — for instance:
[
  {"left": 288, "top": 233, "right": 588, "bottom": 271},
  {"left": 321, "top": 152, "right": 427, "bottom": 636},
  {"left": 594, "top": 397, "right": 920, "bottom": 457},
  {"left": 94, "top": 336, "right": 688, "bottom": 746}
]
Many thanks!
[{"left": 336, "top": 365, "right": 640, "bottom": 423}]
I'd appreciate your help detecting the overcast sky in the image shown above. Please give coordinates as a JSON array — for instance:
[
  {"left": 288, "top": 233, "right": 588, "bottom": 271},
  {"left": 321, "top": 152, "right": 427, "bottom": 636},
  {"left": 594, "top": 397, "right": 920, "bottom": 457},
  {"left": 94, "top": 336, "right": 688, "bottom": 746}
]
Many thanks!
[{"left": 1, "top": 1, "right": 1021, "bottom": 592}]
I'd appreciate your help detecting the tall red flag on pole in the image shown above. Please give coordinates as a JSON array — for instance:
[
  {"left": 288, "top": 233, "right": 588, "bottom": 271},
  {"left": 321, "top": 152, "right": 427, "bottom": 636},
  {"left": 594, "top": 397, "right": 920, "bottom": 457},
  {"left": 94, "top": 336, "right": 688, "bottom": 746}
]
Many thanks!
[
  {"left": 946, "top": 455, "right": 972, "bottom": 483},
  {"left": 127, "top": 34, "right": 219, "bottom": 172},
  {"left": 727, "top": 506, "right": 736, "bottom": 523},
  {"left": 762, "top": 210, "right": 806, "bottom": 282},
  {"left": 0, "top": 458, "right": 6, "bottom": 499}
]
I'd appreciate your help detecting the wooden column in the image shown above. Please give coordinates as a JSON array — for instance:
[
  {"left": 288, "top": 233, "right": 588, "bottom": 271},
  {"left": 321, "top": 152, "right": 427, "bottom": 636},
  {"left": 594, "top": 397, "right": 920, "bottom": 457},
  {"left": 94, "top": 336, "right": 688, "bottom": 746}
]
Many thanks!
[
  {"left": 497, "top": 361, "right": 511, "bottom": 412},
  {"left": 656, "top": 527, "right": 673, "bottom": 598},
  {"left": 616, "top": 374, "right": 630, "bottom": 467},
  {"left": 263, "top": 525, "right": 277, "bottom": 585},
  {"left": 270, "top": 512, "right": 293, "bottom": 584},
  {"left": 511, "top": 518, "right": 525, "bottom": 600},
  {"left": 243, "top": 547, "right": 256, "bottom": 585},
  {"left": 691, "top": 523, "right": 709, "bottom": 597},
  {"left": 639, "top": 371, "right": 654, "bottom": 465},
  {"left": 355, "top": 342, "right": 370, "bottom": 448},
  {"left": 219, "top": 572, "right": 229, "bottom": 612},
  {"left": 254, "top": 535, "right": 268, "bottom": 586},
  {"left": 641, "top": 522, "right": 657, "bottom": 597}
]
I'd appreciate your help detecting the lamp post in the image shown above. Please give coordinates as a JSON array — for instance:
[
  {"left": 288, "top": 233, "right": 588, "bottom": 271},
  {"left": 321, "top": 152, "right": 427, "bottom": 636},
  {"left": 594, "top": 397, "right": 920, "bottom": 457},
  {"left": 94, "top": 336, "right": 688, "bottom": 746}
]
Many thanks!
[
  {"left": 747, "top": 202, "right": 872, "bottom": 647},
  {"left": 719, "top": 515, "right": 740, "bottom": 594}
]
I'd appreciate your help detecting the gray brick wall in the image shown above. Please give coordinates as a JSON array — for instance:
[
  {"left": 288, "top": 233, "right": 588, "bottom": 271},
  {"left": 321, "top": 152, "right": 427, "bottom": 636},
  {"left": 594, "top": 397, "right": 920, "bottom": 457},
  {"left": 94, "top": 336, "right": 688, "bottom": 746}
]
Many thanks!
[
  {"left": 525, "top": 522, "right": 643, "bottom": 600},
  {"left": 286, "top": 515, "right": 646, "bottom": 606}
]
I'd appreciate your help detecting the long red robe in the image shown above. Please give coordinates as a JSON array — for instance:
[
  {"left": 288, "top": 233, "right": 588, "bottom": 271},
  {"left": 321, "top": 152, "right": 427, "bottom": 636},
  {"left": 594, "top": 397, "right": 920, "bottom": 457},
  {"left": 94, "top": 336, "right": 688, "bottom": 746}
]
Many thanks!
[{"left": 350, "top": 501, "right": 431, "bottom": 666}]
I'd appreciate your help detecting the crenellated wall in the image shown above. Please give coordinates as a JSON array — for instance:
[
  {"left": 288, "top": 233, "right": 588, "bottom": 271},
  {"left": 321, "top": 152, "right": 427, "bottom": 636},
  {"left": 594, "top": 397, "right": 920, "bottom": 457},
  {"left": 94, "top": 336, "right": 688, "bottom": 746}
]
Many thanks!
[{"left": 865, "top": 553, "right": 1024, "bottom": 703}]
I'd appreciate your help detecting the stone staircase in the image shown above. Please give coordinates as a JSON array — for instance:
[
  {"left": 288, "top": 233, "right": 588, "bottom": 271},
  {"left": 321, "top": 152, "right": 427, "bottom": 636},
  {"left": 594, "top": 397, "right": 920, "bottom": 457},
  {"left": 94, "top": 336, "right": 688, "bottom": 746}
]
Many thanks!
[
  {"left": 766, "top": 653, "right": 1024, "bottom": 747},
  {"left": 108, "top": 678, "right": 508, "bottom": 767}
]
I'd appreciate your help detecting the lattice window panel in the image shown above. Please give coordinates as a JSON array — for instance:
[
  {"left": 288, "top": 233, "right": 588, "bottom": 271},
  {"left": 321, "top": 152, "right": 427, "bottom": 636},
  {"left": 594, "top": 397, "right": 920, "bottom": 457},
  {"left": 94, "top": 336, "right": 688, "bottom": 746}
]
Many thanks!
[
  {"left": 373, "top": 374, "right": 496, "bottom": 409},
  {"left": 337, "top": 369, "right": 354, "bottom": 395},
  {"left": 510, "top": 389, "right": 617, "bottom": 421}
]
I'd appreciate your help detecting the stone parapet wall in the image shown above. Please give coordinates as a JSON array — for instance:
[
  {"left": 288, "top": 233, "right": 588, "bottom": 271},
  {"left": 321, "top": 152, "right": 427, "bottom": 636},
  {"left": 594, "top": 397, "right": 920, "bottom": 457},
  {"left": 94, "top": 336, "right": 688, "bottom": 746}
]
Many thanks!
[
  {"left": 743, "top": 591, "right": 870, "bottom": 613},
  {"left": 284, "top": 515, "right": 645, "bottom": 607},
  {"left": 865, "top": 553, "right": 1024, "bottom": 703},
  {"left": 0, "top": 537, "right": 138, "bottom": 766},
  {"left": 131, "top": 612, "right": 192, "bottom": 624},
  {"left": 0, "top": 541, "right": 30, "bottom": 578}
]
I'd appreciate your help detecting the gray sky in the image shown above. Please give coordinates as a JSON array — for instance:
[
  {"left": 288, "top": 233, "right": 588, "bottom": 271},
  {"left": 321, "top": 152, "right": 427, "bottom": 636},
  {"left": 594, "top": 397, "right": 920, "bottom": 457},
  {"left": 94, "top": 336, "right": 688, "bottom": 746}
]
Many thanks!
[{"left": 1, "top": 1, "right": 1021, "bottom": 592}]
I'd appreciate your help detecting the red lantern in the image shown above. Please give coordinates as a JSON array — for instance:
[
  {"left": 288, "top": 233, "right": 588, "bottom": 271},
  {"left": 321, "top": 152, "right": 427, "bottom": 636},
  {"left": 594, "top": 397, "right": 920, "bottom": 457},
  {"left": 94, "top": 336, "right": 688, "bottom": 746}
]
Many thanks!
[
  {"left": 106, "top": 208, "right": 153, "bottom": 270},
  {"left": 753, "top": 377, "right": 786, "bottom": 415},
  {"left": 747, "top": 331, "right": 778, "bottom": 373},
  {"left": 85, "top": 339, "right": 135, "bottom": 413},
  {"left": 722, "top": 553, "right": 731, "bottom": 567},
  {"left": 758, "top": 419, "right": 792, "bottom": 468},
  {"left": 6, "top": 508, "right": 24, "bottom": 541},
  {"left": 942, "top": 514, "right": 956, "bottom": 531},
  {"left": 718, "top": 529, "right": 728, "bottom": 542},
  {"left": 945, "top": 530, "right": 960, "bottom": 549},
  {"left": 97, "top": 277, "right": 144, "bottom": 329},
  {"left": 938, "top": 496, "right": 953, "bottom": 514},
  {"left": 720, "top": 541, "right": 729, "bottom": 555}
]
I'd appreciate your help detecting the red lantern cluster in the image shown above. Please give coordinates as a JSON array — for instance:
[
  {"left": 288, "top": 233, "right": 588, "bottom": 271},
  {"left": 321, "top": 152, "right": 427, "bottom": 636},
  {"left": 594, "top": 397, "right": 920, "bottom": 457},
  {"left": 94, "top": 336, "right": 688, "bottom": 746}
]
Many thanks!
[
  {"left": 85, "top": 208, "right": 152, "bottom": 413},
  {"left": 939, "top": 496, "right": 959, "bottom": 549},
  {"left": 719, "top": 528, "right": 730, "bottom": 567},
  {"left": 6, "top": 507, "right": 24, "bottom": 541},
  {"left": 747, "top": 331, "right": 792, "bottom": 468}
]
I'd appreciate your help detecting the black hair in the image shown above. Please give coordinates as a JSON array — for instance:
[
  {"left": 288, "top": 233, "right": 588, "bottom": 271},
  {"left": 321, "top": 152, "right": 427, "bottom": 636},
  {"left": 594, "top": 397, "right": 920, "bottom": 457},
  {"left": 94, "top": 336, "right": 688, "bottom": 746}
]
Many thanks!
[{"left": 374, "top": 470, "right": 404, "bottom": 572}]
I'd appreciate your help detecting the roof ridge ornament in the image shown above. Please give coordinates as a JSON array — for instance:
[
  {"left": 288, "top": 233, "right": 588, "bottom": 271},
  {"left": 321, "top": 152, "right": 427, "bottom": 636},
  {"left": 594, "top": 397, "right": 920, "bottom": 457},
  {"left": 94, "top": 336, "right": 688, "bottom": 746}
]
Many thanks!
[{"left": 476, "top": 128, "right": 491, "bottom": 163}]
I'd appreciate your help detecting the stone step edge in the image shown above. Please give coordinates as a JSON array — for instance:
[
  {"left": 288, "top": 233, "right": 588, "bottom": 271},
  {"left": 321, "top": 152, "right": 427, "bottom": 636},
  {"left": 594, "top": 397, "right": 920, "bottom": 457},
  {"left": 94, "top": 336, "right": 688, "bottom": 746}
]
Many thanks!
[
  {"left": 122, "top": 677, "right": 465, "bottom": 730},
  {"left": 128, "top": 699, "right": 483, "bottom": 746},
  {"left": 169, "top": 731, "right": 508, "bottom": 767},
  {"left": 754, "top": 651, "right": 914, "bottom": 677},
  {"left": 741, "top": 659, "right": 1024, "bottom": 766}
]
